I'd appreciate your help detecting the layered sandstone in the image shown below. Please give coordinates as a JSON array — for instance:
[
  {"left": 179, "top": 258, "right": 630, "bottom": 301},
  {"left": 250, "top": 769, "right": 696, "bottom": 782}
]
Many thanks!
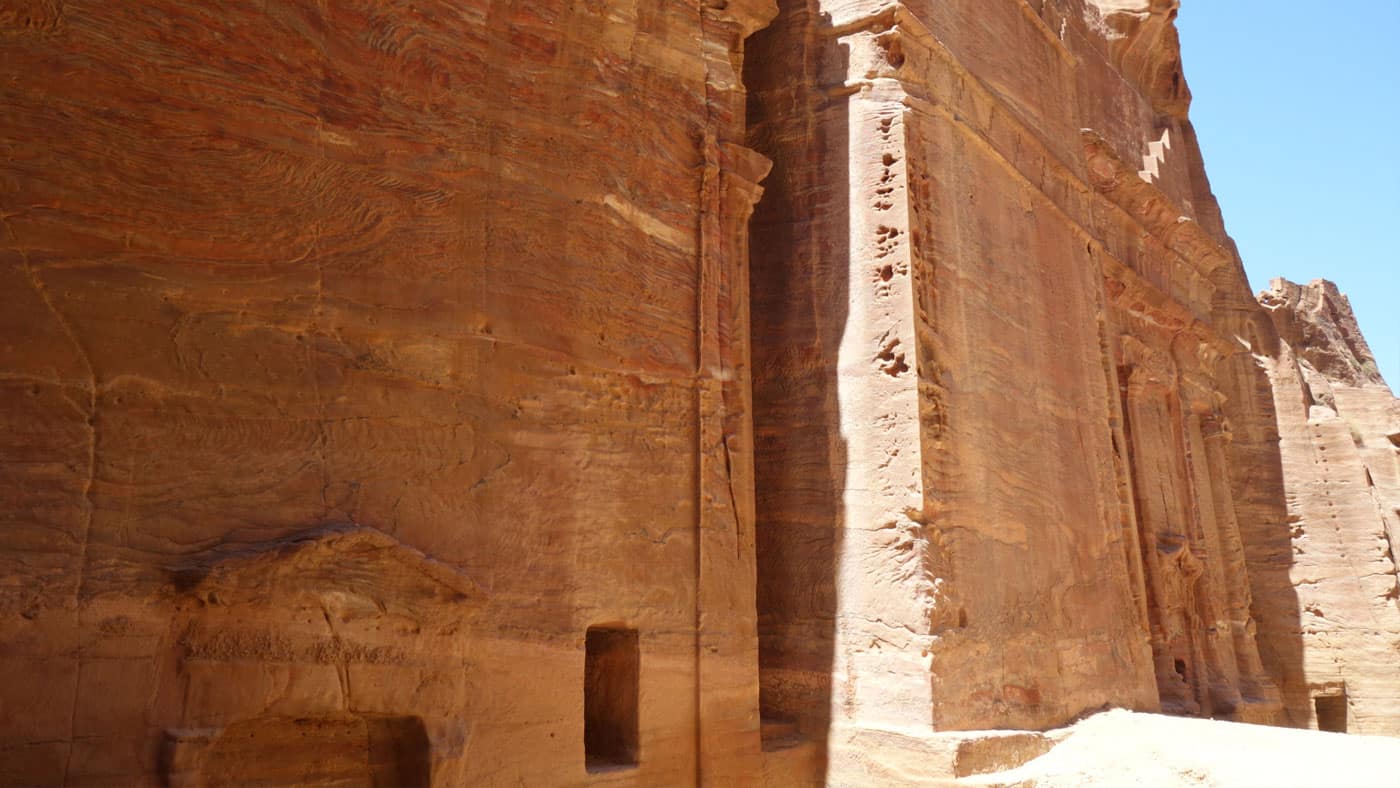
[
  {"left": 748, "top": 7, "right": 1282, "bottom": 780},
  {"left": 1, "top": 2, "right": 777, "bottom": 784},
  {"left": 1255, "top": 278, "right": 1400, "bottom": 734},
  {"left": 0, "top": 1, "right": 1395, "bottom": 787}
]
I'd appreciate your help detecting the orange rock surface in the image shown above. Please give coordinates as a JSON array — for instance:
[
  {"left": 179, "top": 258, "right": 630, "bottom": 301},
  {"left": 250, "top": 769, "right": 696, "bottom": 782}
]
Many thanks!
[
  {"left": 1, "top": 2, "right": 775, "bottom": 783},
  {"left": 1256, "top": 278, "right": 1400, "bottom": 735},
  {"left": 0, "top": 0, "right": 1394, "bottom": 786}
]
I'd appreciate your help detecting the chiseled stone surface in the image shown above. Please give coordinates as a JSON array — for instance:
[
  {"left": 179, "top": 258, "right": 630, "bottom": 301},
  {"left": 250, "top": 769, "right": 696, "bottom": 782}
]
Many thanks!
[
  {"left": 748, "top": 6, "right": 1281, "bottom": 778},
  {"left": 0, "top": 1, "right": 776, "bottom": 784},
  {"left": 1257, "top": 278, "right": 1400, "bottom": 735},
  {"left": 0, "top": 1, "right": 1395, "bottom": 786}
]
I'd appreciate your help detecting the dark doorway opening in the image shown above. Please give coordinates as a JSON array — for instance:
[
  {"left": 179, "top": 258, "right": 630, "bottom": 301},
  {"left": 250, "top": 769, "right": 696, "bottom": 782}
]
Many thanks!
[
  {"left": 1314, "top": 693, "right": 1347, "bottom": 733},
  {"left": 584, "top": 626, "right": 639, "bottom": 771}
]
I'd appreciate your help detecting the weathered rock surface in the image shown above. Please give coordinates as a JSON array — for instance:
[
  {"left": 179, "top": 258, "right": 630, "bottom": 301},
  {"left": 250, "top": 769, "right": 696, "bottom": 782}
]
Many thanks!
[
  {"left": 0, "top": 1, "right": 777, "bottom": 784},
  {"left": 1255, "top": 278, "right": 1400, "bottom": 735},
  {"left": 747, "top": 6, "right": 1282, "bottom": 779},
  {"left": 0, "top": 0, "right": 1395, "bottom": 786}
]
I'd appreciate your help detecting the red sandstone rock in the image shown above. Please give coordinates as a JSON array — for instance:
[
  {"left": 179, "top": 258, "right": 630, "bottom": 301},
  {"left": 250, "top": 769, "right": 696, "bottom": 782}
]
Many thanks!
[
  {"left": 0, "top": 1, "right": 1394, "bottom": 786},
  {"left": 1257, "top": 278, "right": 1400, "bottom": 735},
  {"left": 748, "top": 8, "right": 1282, "bottom": 781},
  {"left": 0, "top": 1, "right": 775, "bottom": 783}
]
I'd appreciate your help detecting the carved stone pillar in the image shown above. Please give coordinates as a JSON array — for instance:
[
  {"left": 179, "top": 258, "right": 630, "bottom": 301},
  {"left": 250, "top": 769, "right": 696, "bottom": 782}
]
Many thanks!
[
  {"left": 1120, "top": 358, "right": 1202, "bottom": 715},
  {"left": 1182, "top": 405, "right": 1244, "bottom": 716},
  {"left": 1200, "top": 413, "right": 1284, "bottom": 720},
  {"left": 696, "top": 4, "right": 779, "bottom": 783}
]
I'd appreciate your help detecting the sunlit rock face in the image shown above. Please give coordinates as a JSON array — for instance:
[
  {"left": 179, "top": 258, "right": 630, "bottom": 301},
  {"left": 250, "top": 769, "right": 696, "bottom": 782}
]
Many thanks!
[
  {"left": 1256, "top": 278, "right": 1400, "bottom": 735},
  {"left": 748, "top": 0, "right": 1288, "bottom": 779},
  {"left": 0, "top": 1, "right": 1394, "bottom": 786},
  {"left": 1084, "top": 0, "right": 1190, "bottom": 116},
  {"left": 0, "top": 2, "right": 777, "bottom": 784}
]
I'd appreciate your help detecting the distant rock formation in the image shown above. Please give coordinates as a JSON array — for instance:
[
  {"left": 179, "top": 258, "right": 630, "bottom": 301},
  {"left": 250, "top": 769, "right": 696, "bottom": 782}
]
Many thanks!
[
  {"left": 1262, "top": 279, "right": 1389, "bottom": 389},
  {"left": 1257, "top": 278, "right": 1400, "bottom": 734}
]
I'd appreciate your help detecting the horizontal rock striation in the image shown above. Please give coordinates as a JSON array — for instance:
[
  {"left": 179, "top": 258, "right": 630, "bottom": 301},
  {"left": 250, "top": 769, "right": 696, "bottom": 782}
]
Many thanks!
[
  {"left": 0, "top": 1, "right": 776, "bottom": 784},
  {"left": 748, "top": 8, "right": 1284, "bottom": 779},
  {"left": 1256, "top": 278, "right": 1400, "bottom": 735},
  {"left": 0, "top": 0, "right": 1394, "bottom": 786}
]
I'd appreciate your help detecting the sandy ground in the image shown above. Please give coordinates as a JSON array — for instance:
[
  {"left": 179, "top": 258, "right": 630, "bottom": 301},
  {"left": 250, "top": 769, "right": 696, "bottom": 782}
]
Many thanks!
[{"left": 963, "top": 709, "right": 1400, "bottom": 787}]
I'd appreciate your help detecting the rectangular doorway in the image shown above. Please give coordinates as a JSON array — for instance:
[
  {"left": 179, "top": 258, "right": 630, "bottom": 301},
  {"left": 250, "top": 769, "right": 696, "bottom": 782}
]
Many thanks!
[
  {"left": 1314, "top": 692, "right": 1347, "bottom": 733},
  {"left": 585, "top": 626, "right": 639, "bottom": 771}
]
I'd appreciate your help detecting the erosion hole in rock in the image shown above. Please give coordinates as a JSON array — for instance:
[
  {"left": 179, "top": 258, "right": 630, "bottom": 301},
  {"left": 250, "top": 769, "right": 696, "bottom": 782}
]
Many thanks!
[
  {"left": 1314, "top": 692, "right": 1348, "bottom": 733},
  {"left": 584, "top": 626, "right": 639, "bottom": 771},
  {"left": 1174, "top": 658, "right": 1187, "bottom": 681}
]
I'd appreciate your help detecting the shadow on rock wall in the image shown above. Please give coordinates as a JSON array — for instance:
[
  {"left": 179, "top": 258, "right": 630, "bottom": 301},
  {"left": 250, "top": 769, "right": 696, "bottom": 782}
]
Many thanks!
[{"left": 746, "top": 2, "right": 849, "bottom": 781}]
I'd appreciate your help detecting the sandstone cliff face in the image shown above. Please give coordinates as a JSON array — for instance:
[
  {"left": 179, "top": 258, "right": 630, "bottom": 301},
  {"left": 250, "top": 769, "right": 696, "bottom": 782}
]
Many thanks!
[
  {"left": 0, "top": 1, "right": 1394, "bottom": 786},
  {"left": 0, "top": 2, "right": 777, "bottom": 784},
  {"left": 1256, "top": 278, "right": 1400, "bottom": 735},
  {"left": 748, "top": 7, "right": 1282, "bottom": 778}
]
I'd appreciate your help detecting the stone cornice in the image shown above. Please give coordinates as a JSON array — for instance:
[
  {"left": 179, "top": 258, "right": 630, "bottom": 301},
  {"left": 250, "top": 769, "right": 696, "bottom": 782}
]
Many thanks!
[
  {"left": 829, "top": 7, "right": 1229, "bottom": 328},
  {"left": 1083, "top": 129, "right": 1235, "bottom": 291}
]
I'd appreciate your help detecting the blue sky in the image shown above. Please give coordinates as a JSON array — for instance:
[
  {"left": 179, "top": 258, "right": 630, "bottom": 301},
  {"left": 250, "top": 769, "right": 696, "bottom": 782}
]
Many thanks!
[{"left": 1177, "top": 2, "right": 1399, "bottom": 388}]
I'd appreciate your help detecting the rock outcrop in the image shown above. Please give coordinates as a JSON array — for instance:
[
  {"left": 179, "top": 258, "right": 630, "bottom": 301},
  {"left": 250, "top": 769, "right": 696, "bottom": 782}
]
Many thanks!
[
  {"left": 1255, "top": 278, "right": 1400, "bottom": 734},
  {"left": 746, "top": 6, "right": 1283, "bottom": 780},
  {"left": 0, "top": 1, "right": 1394, "bottom": 786},
  {"left": 0, "top": 2, "right": 777, "bottom": 784}
]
